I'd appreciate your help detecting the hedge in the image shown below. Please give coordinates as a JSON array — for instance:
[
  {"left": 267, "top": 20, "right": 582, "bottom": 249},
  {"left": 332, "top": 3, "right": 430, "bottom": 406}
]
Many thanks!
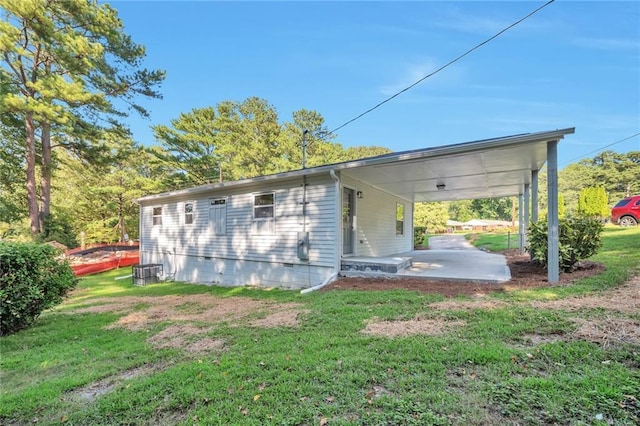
[{"left": 0, "top": 242, "right": 76, "bottom": 335}]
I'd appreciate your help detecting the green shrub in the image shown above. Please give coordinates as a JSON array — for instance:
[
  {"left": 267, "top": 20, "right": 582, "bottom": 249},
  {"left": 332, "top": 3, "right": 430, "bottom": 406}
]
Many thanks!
[
  {"left": 0, "top": 242, "right": 77, "bottom": 335},
  {"left": 577, "top": 186, "right": 609, "bottom": 218},
  {"left": 414, "top": 226, "right": 427, "bottom": 247},
  {"left": 526, "top": 217, "right": 604, "bottom": 272}
]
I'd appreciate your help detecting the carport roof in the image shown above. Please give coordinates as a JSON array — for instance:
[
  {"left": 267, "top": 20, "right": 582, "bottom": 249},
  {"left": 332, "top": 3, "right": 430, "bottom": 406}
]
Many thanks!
[
  {"left": 138, "top": 127, "right": 575, "bottom": 203},
  {"left": 337, "top": 127, "right": 575, "bottom": 202}
]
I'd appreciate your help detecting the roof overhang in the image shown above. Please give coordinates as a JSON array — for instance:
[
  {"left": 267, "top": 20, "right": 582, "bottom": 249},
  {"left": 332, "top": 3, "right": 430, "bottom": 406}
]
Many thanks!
[
  {"left": 338, "top": 128, "right": 575, "bottom": 202},
  {"left": 137, "top": 128, "right": 575, "bottom": 204}
]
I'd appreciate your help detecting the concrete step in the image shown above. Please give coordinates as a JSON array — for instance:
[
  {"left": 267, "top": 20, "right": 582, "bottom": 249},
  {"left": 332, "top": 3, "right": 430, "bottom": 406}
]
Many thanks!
[{"left": 341, "top": 256, "right": 412, "bottom": 274}]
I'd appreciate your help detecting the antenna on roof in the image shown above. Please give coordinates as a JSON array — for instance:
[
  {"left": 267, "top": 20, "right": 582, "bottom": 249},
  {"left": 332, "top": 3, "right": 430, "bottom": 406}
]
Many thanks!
[{"left": 302, "top": 129, "right": 309, "bottom": 169}]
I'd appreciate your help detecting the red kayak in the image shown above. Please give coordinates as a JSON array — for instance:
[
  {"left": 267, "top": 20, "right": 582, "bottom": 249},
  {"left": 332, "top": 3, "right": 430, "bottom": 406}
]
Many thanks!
[{"left": 67, "top": 244, "right": 139, "bottom": 277}]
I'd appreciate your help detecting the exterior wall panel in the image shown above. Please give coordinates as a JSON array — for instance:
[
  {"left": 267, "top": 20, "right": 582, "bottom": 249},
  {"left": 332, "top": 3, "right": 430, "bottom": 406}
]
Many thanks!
[
  {"left": 139, "top": 175, "right": 337, "bottom": 288},
  {"left": 341, "top": 174, "right": 413, "bottom": 256}
]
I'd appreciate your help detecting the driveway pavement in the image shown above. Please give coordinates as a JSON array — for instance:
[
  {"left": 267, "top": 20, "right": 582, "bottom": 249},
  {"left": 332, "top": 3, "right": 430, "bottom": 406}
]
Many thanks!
[{"left": 396, "top": 235, "right": 511, "bottom": 283}]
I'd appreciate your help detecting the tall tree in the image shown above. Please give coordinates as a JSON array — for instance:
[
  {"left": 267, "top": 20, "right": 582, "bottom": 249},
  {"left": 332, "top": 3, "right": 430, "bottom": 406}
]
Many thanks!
[
  {"left": 342, "top": 145, "right": 392, "bottom": 161},
  {"left": 413, "top": 202, "right": 449, "bottom": 232},
  {"left": 280, "top": 108, "right": 339, "bottom": 168},
  {"left": 153, "top": 100, "right": 346, "bottom": 183},
  {"left": 0, "top": 113, "right": 25, "bottom": 224},
  {"left": 469, "top": 197, "right": 512, "bottom": 221},
  {"left": 0, "top": 0, "right": 164, "bottom": 235},
  {"left": 53, "top": 139, "right": 166, "bottom": 244},
  {"left": 585, "top": 151, "right": 640, "bottom": 201},
  {"left": 557, "top": 163, "right": 590, "bottom": 214},
  {"left": 152, "top": 107, "right": 222, "bottom": 187},
  {"left": 557, "top": 151, "right": 640, "bottom": 213},
  {"left": 448, "top": 200, "right": 473, "bottom": 222},
  {"left": 577, "top": 187, "right": 609, "bottom": 218},
  {"left": 215, "top": 97, "right": 284, "bottom": 179}
]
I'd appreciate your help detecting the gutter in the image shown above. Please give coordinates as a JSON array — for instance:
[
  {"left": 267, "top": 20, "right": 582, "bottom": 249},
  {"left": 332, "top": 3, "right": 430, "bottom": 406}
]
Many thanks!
[{"left": 300, "top": 169, "right": 341, "bottom": 294}]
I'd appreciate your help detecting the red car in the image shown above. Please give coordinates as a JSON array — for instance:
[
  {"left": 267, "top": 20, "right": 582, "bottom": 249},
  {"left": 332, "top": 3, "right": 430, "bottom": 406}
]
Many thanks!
[{"left": 611, "top": 195, "right": 640, "bottom": 226}]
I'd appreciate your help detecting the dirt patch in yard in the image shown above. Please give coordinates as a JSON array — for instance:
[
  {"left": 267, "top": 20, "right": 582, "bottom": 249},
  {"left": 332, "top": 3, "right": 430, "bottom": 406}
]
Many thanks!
[
  {"left": 361, "top": 316, "right": 465, "bottom": 338},
  {"left": 146, "top": 324, "right": 224, "bottom": 354},
  {"left": 72, "top": 295, "right": 305, "bottom": 331},
  {"left": 427, "top": 275, "right": 640, "bottom": 314},
  {"left": 66, "top": 363, "right": 166, "bottom": 403},
  {"left": 71, "top": 295, "right": 306, "bottom": 354},
  {"left": 324, "top": 250, "right": 605, "bottom": 297},
  {"left": 572, "top": 316, "right": 640, "bottom": 347},
  {"left": 429, "top": 299, "right": 509, "bottom": 311},
  {"left": 249, "top": 309, "right": 310, "bottom": 328},
  {"left": 528, "top": 274, "right": 640, "bottom": 314}
]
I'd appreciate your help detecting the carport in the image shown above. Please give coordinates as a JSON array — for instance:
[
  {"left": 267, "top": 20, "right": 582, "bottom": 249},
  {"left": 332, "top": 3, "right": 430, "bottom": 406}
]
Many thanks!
[{"left": 337, "top": 127, "right": 576, "bottom": 283}]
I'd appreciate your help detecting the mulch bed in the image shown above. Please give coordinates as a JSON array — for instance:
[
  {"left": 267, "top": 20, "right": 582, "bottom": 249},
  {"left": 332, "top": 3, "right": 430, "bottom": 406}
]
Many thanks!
[{"left": 323, "top": 249, "right": 605, "bottom": 297}]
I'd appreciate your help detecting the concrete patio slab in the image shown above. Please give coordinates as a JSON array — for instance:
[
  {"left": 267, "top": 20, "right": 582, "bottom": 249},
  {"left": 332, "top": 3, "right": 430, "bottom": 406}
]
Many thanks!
[
  {"left": 339, "top": 235, "right": 511, "bottom": 283},
  {"left": 397, "top": 249, "right": 511, "bottom": 283}
]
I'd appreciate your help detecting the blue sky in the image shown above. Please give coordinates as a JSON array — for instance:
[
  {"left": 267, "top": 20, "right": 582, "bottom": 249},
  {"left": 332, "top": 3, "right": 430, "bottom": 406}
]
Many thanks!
[{"left": 111, "top": 1, "right": 639, "bottom": 169}]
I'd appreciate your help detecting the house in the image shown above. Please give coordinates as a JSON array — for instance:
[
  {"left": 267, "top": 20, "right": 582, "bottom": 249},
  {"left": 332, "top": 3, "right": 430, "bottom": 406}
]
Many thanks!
[
  {"left": 137, "top": 128, "right": 575, "bottom": 288},
  {"left": 445, "top": 219, "right": 464, "bottom": 232}
]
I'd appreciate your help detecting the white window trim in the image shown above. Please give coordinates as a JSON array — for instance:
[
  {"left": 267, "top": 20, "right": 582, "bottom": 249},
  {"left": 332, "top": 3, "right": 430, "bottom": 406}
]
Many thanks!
[
  {"left": 253, "top": 192, "right": 275, "bottom": 221},
  {"left": 152, "top": 206, "right": 163, "bottom": 226},
  {"left": 184, "top": 201, "right": 194, "bottom": 225},
  {"left": 396, "top": 202, "right": 405, "bottom": 236},
  {"left": 209, "top": 197, "right": 227, "bottom": 235}
]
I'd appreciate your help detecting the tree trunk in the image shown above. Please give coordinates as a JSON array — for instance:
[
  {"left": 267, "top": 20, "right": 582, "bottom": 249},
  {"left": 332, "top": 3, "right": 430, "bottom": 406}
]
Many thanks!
[
  {"left": 40, "top": 120, "right": 52, "bottom": 231},
  {"left": 118, "top": 190, "right": 126, "bottom": 243},
  {"left": 25, "top": 113, "right": 40, "bottom": 235}
]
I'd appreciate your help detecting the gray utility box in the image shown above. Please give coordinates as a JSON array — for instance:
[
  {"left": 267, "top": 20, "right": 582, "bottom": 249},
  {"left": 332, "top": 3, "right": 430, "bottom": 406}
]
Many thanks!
[
  {"left": 297, "top": 231, "right": 309, "bottom": 260},
  {"left": 133, "top": 264, "right": 163, "bottom": 286}
]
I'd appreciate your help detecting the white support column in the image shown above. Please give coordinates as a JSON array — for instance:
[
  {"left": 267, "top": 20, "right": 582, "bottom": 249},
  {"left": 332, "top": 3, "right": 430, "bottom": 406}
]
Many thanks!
[
  {"left": 518, "top": 192, "right": 524, "bottom": 253},
  {"left": 531, "top": 170, "right": 539, "bottom": 223},
  {"left": 547, "top": 141, "right": 559, "bottom": 283},
  {"left": 524, "top": 183, "right": 530, "bottom": 250}
]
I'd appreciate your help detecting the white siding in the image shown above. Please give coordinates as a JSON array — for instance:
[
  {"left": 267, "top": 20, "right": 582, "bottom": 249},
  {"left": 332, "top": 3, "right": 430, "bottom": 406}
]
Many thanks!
[
  {"left": 139, "top": 175, "right": 337, "bottom": 288},
  {"left": 341, "top": 173, "right": 413, "bottom": 256}
]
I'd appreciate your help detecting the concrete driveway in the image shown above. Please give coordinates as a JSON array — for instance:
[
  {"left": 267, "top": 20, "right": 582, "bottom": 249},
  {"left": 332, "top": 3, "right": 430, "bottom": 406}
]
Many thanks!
[{"left": 396, "top": 235, "right": 511, "bottom": 283}]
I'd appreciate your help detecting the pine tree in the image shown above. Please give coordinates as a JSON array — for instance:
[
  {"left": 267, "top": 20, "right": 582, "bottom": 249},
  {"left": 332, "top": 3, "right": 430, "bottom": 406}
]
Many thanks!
[{"left": 0, "top": 0, "right": 164, "bottom": 235}]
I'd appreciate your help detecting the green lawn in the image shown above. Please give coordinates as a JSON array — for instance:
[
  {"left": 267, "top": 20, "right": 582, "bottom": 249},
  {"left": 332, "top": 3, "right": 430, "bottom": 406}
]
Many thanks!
[
  {"left": 1, "top": 227, "right": 639, "bottom": 425},
  {"left": 467, "top": 231, "right": 518, "bottom": 251}
]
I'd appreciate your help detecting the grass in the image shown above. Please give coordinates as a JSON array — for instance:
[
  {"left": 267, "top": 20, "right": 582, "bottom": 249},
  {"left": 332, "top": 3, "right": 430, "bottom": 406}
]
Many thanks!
[
  {"left": 1, "top": 227, "right": 639, "bottom": 425},
  {"left": 467, "top": 231, "right": 518, "bottom": 251}
]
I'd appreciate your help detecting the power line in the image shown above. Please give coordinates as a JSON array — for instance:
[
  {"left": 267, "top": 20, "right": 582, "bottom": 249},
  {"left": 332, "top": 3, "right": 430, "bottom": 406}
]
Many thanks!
[
  {"left": 568, "top": 132, "right": 640, "bottom": 163},
  {"left": 330, "top": 0, "right": 556, "bottom": 134}
]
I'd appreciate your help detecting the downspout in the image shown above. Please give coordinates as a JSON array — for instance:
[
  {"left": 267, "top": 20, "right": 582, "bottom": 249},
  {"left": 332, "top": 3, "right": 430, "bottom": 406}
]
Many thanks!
[
  {"left": 138, "top": 201, "right": 143, "bottom": 264},
  {"left": 300, "top": 169, "right": 340, "bottom": 294}
]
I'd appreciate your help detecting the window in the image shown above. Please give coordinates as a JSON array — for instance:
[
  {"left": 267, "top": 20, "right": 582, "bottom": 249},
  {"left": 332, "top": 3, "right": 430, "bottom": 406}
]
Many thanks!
[
  {"left": 184, "top": 202, "right": 194, "bottom": 225},
  {"left": 614, "top": 199, "right": 631, "bottom": 207},
  {"left": 209, "top": 198, "right": 227, "bottom": 235},
  {"left": 152, "top": 206, "right": 162, "bottom": 226},
  {"left": 396, "top": 203, "right": 404, "bottom": 236},
  {"left": 254, "top": 193, "right": 275, "bottom": 220}
]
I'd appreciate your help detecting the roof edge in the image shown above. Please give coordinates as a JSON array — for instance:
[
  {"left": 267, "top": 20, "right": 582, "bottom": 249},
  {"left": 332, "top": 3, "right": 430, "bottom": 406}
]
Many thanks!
[{"left": 137, "top": 127, "right": 575, "bottom": 203}]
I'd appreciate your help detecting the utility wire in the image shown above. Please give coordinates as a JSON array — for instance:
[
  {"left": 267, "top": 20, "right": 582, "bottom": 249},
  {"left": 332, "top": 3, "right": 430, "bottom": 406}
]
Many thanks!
[
  {"left": 330, "top": 0, "right": 556, "bottom": 134},
  {"left": 567, "top": 132, "right": 640, "bottom": 163}
]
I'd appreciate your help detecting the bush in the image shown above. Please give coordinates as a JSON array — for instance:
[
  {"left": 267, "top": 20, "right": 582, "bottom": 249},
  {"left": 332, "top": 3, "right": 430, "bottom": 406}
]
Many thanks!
[
  {"left": 0, "top": 242, "right": 77, "bottom": 335},
  {"left": 414, "top": 226, "right": 427, "bottom": 247},
  {"left": 577, "top": 186, "right": 609, "bottom": 218},
  {"left": 526, "top": 217, "right": 604, "bottom": 272}
]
